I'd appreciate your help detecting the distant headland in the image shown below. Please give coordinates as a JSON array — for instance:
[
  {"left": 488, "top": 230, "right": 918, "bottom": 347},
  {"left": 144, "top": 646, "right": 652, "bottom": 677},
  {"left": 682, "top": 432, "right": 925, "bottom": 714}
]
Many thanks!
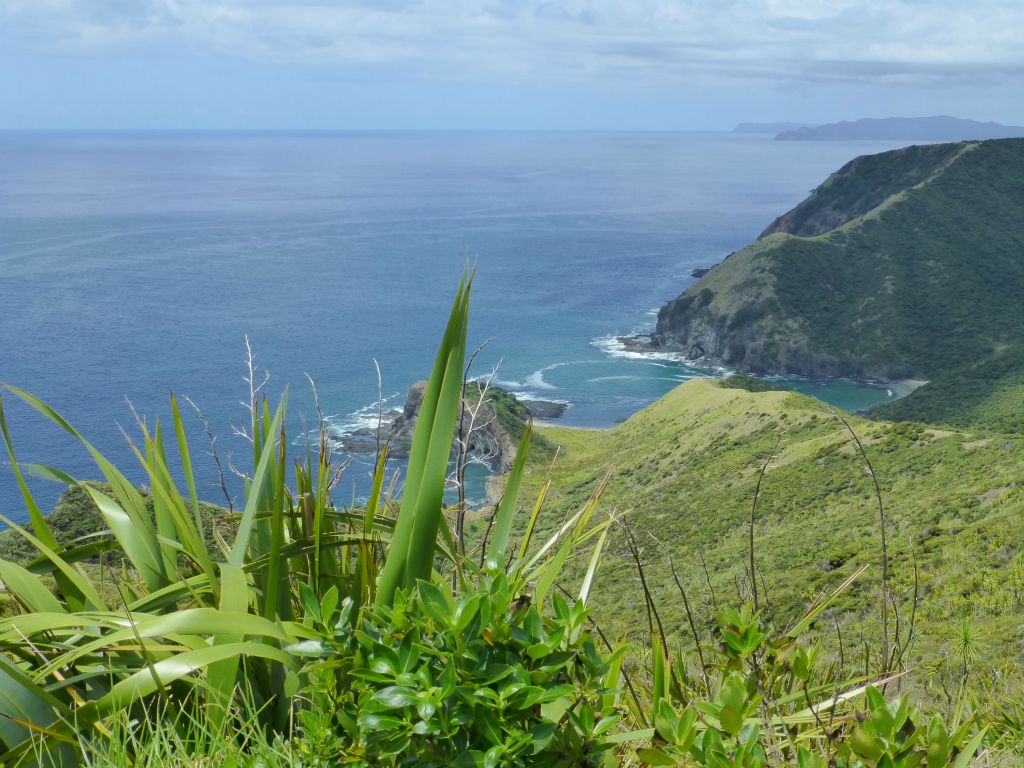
[
  {"left": 774, "top": 115, "right": 1024, "bottom": 141},
  {"left": 732, "top": 122, "right": 814, "bottom": 134}
]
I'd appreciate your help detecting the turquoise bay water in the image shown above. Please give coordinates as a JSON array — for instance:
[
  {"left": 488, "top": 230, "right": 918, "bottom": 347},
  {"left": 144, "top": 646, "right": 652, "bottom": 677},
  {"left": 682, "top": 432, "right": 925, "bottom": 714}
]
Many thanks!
[{"left": 0, "top": 131, "right": 911, "bottom": 521}]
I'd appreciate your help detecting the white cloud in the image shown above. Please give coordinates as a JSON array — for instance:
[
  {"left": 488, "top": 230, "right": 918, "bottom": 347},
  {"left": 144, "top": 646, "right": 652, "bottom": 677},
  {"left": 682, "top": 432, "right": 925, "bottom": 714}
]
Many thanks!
[{"left": 3, "top": 0, "right": 1023, "bottom": 87}]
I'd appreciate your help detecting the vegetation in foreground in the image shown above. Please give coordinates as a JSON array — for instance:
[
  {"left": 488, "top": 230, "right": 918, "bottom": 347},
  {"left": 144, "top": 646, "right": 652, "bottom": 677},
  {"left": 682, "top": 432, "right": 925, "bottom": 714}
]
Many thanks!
[
  {"left": 0, "top": 276, "right": 1016, "bottom": 765},
  {"left": 510, "top": 379, "right": 1024, "bottom": 700}
]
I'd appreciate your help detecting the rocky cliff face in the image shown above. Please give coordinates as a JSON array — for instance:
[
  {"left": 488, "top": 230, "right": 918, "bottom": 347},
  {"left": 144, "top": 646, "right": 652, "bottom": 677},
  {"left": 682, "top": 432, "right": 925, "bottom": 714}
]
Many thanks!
[
  {"left": 332, "top": 382, "right": 562, "bottom": 472},
  {"left": 386, "top": 382, "right": 518, "bottom": 472},
  {"left": 652, "top": 296, "right": 855, "bottom": 378}
]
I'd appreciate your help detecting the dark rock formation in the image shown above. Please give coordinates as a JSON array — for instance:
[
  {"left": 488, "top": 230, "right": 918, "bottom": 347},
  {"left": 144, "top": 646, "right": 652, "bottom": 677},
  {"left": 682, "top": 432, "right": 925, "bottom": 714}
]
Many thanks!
[{"left": 331, "top": 382, "right": 565, "bottom": 472}]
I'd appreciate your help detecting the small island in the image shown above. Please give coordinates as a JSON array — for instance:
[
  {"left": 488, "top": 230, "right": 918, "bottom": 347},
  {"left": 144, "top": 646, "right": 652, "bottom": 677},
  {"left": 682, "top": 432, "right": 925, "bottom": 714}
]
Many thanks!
[{"left": 330, "top": 380, "right": 566, "bottom": 471}]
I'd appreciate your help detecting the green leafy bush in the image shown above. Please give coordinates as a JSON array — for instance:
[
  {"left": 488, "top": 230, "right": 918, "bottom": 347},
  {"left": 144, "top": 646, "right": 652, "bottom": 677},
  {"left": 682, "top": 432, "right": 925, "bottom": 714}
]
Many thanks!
[
  {"left": 293, "top": 574, "right": 620, "bottom": 767},
  {"left": 634, "top": 594, "right": 986, "bottom": 768}
]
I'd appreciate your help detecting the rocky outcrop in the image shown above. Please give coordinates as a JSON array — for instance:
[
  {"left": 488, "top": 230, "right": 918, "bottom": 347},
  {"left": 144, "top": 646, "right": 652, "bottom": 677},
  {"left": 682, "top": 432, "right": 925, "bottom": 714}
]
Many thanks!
[
  {"left": 650, "top": 295, "right": 884, "bottom": 380},
  {"left": 388, "top": 382, "right": 515, "bottom": 471},
  {"left": 331, "top": 382, "right": 563, "bottom": 472}
]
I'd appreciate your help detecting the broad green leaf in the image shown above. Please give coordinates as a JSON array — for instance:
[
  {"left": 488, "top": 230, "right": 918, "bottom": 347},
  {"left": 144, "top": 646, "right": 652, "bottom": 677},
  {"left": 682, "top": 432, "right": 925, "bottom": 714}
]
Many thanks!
[
  {"left": 207, "top": 564, "right": 250, "bottom": 729},
  {"left": 0, "top": 657, "right": 73, "bottom": 754},
  {"left": 230, "top": 393, "right": 288, "bottom": 567},
  {"left": 377, "top": 275, "right": 470, "bottom": 605},
  {"left": 951, "top": 728, "right": 986, "bottom": 768},
  {"left": 372, "top": 686, "right": 418, "bottom": 709},
  {"left": 83, "top": 485, "right": 166, "bottom": 590},
  {"left": 0, "top": 560, "right": 64, "bottom": 614}
]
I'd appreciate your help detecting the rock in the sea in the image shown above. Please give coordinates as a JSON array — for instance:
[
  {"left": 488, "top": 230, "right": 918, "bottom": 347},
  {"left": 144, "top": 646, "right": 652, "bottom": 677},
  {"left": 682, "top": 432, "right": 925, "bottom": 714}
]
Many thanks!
[
  {"left": 336, "top": 381, "right": 561, "bottom": 471},
  {"left": 520, "top": 399, "right": 568, "bottom": 420}
]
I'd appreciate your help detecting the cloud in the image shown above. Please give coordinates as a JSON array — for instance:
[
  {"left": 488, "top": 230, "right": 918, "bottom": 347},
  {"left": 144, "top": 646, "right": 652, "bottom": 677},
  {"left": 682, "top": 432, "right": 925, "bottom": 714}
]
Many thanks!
[{"left": 2, "top": 0, "right": 1023, "bottom": 89}]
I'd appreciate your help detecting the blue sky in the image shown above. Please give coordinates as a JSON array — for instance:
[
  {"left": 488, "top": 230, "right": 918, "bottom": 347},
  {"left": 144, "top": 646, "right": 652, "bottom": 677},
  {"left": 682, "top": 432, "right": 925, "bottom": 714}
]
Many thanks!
[{"left": 2, "top": 0, "right": 1023, "bottom": 130}]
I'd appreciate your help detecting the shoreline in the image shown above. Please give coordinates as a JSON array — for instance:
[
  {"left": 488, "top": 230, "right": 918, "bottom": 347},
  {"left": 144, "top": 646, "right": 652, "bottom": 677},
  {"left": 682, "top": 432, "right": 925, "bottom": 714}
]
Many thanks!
[
  {"left": 886, "top": 378, "right": 928, "bottom": 399},
  {"left": 612, "top": 333, "right": 928, "bottom": 404}
]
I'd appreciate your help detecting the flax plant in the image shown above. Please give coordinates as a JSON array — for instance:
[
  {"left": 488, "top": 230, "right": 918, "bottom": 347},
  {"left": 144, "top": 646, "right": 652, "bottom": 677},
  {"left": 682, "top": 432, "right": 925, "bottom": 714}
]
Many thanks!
[{"left": 0, "top": 277, "right": 481, "bottom": 765}]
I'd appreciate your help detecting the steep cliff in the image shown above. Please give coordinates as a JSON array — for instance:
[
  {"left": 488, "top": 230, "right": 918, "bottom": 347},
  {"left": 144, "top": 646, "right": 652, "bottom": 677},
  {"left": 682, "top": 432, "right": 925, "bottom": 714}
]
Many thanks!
[{"left": 653, "top": 139, "right": 1024, "bottom": 388}]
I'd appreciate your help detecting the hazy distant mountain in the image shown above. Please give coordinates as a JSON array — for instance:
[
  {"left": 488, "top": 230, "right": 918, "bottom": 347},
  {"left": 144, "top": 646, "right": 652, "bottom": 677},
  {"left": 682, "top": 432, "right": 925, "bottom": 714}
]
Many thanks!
[
  {"left": 776, "top": 116, "right": 1024, "bottom": 141},
  {"left": 733, "top": 122, "right": 813, "bottom": 133}
]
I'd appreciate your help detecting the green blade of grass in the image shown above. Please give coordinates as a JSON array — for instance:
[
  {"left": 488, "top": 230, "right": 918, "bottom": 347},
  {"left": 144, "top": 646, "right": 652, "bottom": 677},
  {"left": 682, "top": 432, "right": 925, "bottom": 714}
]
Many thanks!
[
  {"left": 0, "top": 561, "right": 64, "bottom": 614},
  {"left": 4, "top": 386, "right": 161, "bottom": 561},
  {"left": 578, "top": 521, "right": 611, "bottom": 608},
  {"left": 377, "top": 275, "right": 469, "bottom": 606},
  {"left": 170, "top": 393, "right": 204, "bottom": 542},
  {"left": 0, "top": 642, "right": 295, "bottom": 764},
  {"left": 0, "top": 514, "right": 106, "bottom": 611},
  {"left": 484, "top": 421, "right": 531, "bottom": 570},
  {"left": 515, "top": 479, "right": 549, "bottom": 564},
  {"left": 230, "top": 392, "right": 287, "bottom": 568}
]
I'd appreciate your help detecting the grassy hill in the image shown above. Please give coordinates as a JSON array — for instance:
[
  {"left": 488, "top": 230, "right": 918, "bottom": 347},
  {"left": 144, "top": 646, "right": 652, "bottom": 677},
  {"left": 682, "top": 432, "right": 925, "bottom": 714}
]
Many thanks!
[
  {"left": 507, "top": 378, "right": 1024, "bottom": 696},
  {"left": 653, "top": 139, "right": 1024, "bottom": 412}
]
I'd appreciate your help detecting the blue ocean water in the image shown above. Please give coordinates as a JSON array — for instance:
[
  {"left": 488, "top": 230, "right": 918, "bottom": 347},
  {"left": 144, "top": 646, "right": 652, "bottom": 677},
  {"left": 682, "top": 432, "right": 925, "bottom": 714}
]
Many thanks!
[{"left": 0, "top": 131, "right": 911, "bottom": 523}]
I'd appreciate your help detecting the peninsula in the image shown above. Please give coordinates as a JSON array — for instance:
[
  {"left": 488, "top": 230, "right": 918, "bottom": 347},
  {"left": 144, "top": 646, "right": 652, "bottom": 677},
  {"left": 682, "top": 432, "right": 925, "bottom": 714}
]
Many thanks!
[
  {"left": 645, "top": 138, "right": 1024, "bottom": 429},
  {"left": 776, "top": 115, "right": 1024, "bottom": 141}
]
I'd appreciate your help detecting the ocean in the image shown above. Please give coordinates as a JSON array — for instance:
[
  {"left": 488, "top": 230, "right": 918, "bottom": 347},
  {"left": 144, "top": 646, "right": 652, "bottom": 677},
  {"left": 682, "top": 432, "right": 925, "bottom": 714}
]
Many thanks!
[{"left": 0, "top": 131, "right": 912, "bottom": 523}]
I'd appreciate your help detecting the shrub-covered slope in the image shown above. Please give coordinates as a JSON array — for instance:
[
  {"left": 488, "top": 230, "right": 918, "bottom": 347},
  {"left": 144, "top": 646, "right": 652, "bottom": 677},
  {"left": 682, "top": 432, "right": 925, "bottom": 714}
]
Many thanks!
[
  {"left": 515, "top": 378, "right": 1024, "bottom": 687},
  {"left": 653, "top": 139, "right": 1024, "bottom": 393},
  {"left": 873, "top": 342, "right": 1024, "bottom": 432}
]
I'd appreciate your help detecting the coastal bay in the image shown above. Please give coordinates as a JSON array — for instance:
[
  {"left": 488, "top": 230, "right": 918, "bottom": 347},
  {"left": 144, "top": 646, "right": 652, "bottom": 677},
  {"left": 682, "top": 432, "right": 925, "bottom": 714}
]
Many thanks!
[{"left": 0, "top": 131, "right": 910, "bottom": 521}]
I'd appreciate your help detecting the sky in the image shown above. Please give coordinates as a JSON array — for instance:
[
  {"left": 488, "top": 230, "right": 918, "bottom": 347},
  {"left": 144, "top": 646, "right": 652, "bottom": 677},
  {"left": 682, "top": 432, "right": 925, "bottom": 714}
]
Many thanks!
[{"left": 1, "top": 0, "right": 1023, "bottom": 130}]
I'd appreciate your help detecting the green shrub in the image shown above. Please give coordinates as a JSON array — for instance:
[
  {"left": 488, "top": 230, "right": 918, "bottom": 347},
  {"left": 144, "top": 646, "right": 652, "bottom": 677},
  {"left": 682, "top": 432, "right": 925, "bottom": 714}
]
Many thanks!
[
  {"left": 636, "top": 598, "right": 986, "bottom": 767},
  {"left": 292, "top": 574, "right": 620, "bottom": 767}
]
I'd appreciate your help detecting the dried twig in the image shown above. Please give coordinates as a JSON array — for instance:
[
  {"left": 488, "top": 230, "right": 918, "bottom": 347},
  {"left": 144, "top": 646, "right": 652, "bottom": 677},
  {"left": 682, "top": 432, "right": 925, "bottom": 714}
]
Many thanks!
[
  {"left": 184, "top": 395, "right": 235, "bottom": 512},
  {"left": 829, "top": 406, "right": 889, "bottom": 670},
  {"left": 655, "top": 534, "right": 708, "bottom": 677},
  {"left": 750, "top": 436, "right": 782, "bottom": 612}
]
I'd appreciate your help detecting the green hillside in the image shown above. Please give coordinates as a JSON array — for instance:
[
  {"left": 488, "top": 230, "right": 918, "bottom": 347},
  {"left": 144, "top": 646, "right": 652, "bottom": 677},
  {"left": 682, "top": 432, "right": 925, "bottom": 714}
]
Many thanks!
[
  {"left": 874, "top": 342, "right": 1024, "bottom": 431},
  {"left": 653, "top": 139, "right": 1024, "bottom": 408},
  {"left": 512, "top": 378, "right": 1024, "bottom": 695}
]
